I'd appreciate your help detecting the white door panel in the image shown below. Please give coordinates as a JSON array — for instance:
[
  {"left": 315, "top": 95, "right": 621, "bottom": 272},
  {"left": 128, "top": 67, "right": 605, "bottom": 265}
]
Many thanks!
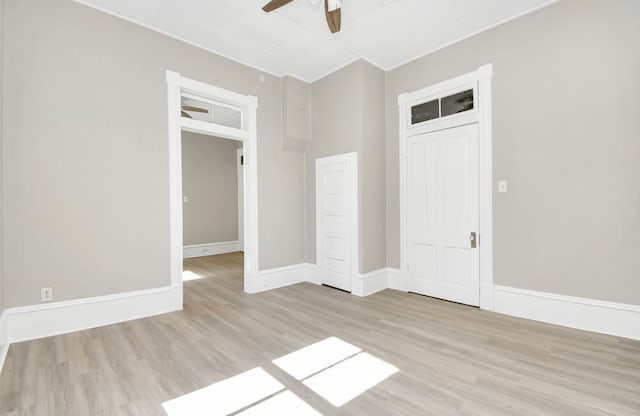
[
  {"left": 316, "top": 154, "right": 357, "bottom": 292},
  {"left": 408, "top": 124, "right": 479, "bottom": 306}
]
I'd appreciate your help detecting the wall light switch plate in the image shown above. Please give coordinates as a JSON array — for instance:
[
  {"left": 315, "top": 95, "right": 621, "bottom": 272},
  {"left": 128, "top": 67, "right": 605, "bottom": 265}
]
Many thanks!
[
  {"left": 498, "top": 180, "right": 508, "bottom": 193},
  {"left": 183, "top": 196, "right": 189, "bottom": 203}
]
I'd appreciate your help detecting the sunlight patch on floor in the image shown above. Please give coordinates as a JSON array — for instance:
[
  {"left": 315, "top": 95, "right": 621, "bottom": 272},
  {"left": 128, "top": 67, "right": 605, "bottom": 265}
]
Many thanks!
[
  {"left": 303, "top": 352, "right": 398, "bottom": 407},
  {"left": 162, "top": 368, "right": 284, "bottom": 416},
  {"left": 182, "top": 270, "right": 204, "bottom": 281},
  {"left": 162, "top": 337, "right": 398, "bottom": 415},
  {"left": 236, "top": 391, "right": 321, "bottom": 416},
  {"left": 273, "top": 336, "right": 361, "bottom": 380}
]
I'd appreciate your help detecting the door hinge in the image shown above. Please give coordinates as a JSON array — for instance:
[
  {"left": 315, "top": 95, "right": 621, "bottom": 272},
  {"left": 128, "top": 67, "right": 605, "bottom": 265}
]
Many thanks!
[
  {"left": 470, "top": 232, "right": 477, "bottom": 248},
  {"left": 240, "top": 155, "right": 244, "bottom": 165}
]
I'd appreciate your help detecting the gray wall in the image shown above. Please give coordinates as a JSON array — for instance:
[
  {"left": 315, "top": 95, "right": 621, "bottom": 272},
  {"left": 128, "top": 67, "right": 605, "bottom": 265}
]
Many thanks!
[
  {"left": 306, "top": 60, "right": 386, "bottom": 274},
  {"left": 385, "top": 0, "right": 640, "bottom": 304},
  {"left": 181, "top": 132, "right": 239, "bottom": 246},
  {"left": 359, "top": 62, "right": 387, "bottom": 274},
  {"left": 282, "top": 76, "right": 310, "bottom": 153},
  {"left": 4, "top": 0, "right": 306, "bottom": 307}
]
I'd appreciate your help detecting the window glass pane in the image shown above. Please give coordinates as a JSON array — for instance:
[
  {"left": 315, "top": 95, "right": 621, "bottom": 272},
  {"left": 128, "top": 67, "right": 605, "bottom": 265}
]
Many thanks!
[
  {"left": 411, "top": 100, "right": 439, "bottom": 124},
  {"left": 181, "top": 96, "right": 243, "bottom": 130},
  {"left": 181, "top": 97, "right": 212, "bottom": 122},
  {"left": 441, "top": 89, "right": 474, "bottom": 117},
  {"left": 213, "top": 105, "right": 242, "bottom": 129}
]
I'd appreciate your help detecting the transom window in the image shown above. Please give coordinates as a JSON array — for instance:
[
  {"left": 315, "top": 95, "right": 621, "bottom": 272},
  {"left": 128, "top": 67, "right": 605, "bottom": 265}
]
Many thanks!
[
  {"left": 180, "top": 92, "right": 243, "bottom": 130},
  {"left": 410, "top": 86, "right": 476, "bottom": 126}
]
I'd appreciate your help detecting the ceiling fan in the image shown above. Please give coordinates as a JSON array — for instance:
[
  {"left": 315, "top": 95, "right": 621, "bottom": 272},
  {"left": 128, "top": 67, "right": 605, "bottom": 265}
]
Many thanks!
[
  {"left": 262, "top": 0, "right": 342, "bottom": 34},
  {"left": 181, "top": 105, "right": 209, "bottom": 119}
]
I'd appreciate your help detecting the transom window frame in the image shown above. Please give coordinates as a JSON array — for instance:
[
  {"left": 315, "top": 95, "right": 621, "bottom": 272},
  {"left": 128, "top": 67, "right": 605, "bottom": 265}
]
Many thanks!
[
  {"left": 176, "top": 80, "right": 251, "bottom": 143},
  {"left": 181, "top": 91, "right": 245, "bottom": 130},
  {"left": 406, "top": 82, "right": 478, "bottom": 129}
]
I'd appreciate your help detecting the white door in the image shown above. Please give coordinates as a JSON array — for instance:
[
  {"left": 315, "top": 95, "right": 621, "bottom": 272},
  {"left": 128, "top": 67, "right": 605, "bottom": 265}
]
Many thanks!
[
  {"left": 316, "top": 153, "right": 357, "bottom": 292},
  {"left": 407, "top": 124, "right": 479, "bottom": 306}
]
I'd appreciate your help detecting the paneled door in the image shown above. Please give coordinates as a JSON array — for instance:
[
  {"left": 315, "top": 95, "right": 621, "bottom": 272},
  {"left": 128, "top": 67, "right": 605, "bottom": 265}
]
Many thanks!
[
  {"left": 316, "top": 153, "right": 357, "bottom": 292},
  {"left": 407, "top": 124, "right": 479, "bottom": 306}
]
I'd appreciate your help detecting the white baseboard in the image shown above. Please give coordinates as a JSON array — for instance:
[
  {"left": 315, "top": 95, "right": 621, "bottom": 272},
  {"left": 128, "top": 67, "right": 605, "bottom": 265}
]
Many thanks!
[
  {"left": 353, "top": 268, "right": 389, "bottom": 297},
  {"left": 183, "top": 241, "right": 240, "bottom": 259},
  {"left": 386, "top": 268, "right": 407, "bottom": 292},
  {"left": 306, "top": 264, "right": 322, "bottom": 285},
  {"left": 305, "top": 265, "right": 393, "bottom": 296},
  {"left": 494, "top": 285, "right": 640, "bottom": 341},
  {"left": 4, "top": 284, "right": 182, "bottom": 344},
  {"left": 0, "top": 310, "right": 8, "bottom": 375},
  {"left": 258, "top": 263, "right": 315, "bottom": 292},
  {"left": 480, "top": 283, "right": 495, "bottom": 311}
]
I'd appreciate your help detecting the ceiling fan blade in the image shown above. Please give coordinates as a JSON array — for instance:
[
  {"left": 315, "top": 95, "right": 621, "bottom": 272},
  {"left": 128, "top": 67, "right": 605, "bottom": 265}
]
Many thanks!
[
  {"left": 181, "top": 110, "right": 193, "bottom": 118},
  {"left": 262, "top": 0, "right": 295, "bottom": 12},
  {"left": 324, "top": 0, "right": 341, "bottom": 33},
  {"left": 182, "top": 105, "right": 209, "bottom": 113}
]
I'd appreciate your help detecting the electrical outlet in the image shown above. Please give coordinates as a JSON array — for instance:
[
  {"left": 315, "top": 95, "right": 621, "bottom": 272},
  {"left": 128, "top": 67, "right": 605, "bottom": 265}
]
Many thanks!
[{"left": 41, "top": 287, "right": 53, "bottom": 302}]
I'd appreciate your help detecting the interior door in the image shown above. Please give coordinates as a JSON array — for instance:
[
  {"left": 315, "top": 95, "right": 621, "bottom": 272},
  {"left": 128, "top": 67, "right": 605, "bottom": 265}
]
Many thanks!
[
  {"left": 407, "top": 124, "right": 479, "bottom": 306},
  {"left": 316, "top": 154, "right": 357, "bottom": 292}
]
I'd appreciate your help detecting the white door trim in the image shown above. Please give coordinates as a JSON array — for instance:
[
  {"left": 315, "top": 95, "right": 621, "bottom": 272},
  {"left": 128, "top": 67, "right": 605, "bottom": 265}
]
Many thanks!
[
  {"left": 237, "top": 148, "right": 244, "bottom": 252},
  {"left": 166, "top": 71, "right": 260, "bottom": 296},
  {"left": 398, "top": 64, "right": 494, "bottom": 310},
  {"left": 315, "top": 152, "right": 359, "bottom": 293}
]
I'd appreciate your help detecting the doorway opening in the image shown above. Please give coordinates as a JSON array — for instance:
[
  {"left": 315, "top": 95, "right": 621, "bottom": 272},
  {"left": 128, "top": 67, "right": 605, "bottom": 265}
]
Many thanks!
[
  {"left": 181, "top": 133, "right": 243, "bottom": 258},
  {"left": 166, "top": 71, "right": 260, "bottom": 304},
  {"left": 181, "top": 132, "right": 244, "bottom": 288}
]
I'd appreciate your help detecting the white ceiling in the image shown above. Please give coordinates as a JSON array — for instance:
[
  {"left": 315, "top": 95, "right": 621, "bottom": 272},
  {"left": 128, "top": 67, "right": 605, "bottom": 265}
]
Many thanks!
[{"left": 75, "top": 0, "right": 556, "bottom": 82}]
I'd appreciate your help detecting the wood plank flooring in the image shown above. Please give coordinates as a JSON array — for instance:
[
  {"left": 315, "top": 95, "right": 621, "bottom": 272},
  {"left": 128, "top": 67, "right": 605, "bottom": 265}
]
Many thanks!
[{"left": 0, "top": 252, "right": 639, "bottom": 415}]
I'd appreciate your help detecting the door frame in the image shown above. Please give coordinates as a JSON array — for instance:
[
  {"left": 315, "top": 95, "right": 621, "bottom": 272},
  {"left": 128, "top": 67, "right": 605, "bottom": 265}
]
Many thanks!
[
  {"left": 237, "top": 148, "right": 244, "bottom": 252},
  {"left": 166, "top": 70, "right": 260, "bottom": 298},
  {"left": 316, "top": 152, "right": 359, "bottom": 292},
  {"left": 398, "top": 64, "right": 494, "bottom": 310}
]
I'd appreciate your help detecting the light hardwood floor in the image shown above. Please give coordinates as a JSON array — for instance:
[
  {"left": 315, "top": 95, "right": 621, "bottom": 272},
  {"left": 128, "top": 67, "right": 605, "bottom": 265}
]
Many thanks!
[{"left": 0, "top": 252, "right": 639, "bottom": 415}]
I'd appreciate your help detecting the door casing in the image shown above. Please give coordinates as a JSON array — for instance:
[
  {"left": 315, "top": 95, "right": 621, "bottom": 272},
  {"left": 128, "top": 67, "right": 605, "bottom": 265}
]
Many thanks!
[
  {"left": 398, "top": 64, "right": 494, "bottom": 310},
  {"left": 166, "top": 71, "right": 260, "bottom": 298},
  {"left": 237, "top": 148, "right": 244, "bottom": 252}
]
